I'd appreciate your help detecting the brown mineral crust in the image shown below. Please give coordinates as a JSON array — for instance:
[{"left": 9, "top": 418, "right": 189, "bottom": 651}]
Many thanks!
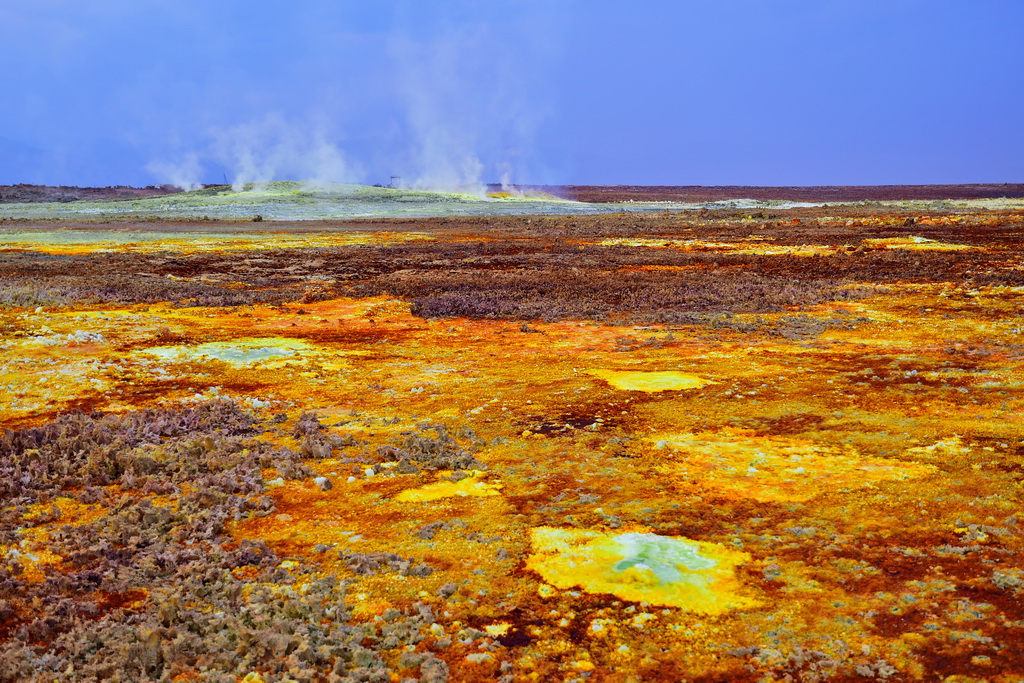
[
  {"left": 91, "top": 588, "right": 150, "bottom": 616},
  {"left": 541, "top": 183, "right": 1024, "bottom": 203},
  {"left": 1, "top": 202, "right": 1023, "bottom": 681}
]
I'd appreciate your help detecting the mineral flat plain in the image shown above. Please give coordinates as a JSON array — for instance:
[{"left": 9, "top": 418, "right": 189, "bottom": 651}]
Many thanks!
[{"left": 1, "top": 185, "right": 1023, "bottom": 682}]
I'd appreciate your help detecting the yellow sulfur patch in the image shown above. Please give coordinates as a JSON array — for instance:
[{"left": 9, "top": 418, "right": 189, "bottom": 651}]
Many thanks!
[
  {"left": 3, "top": 497, "right": 109, "bottom": 582},
  {"left": 596, "top": 238, "right": 737, "bottom": 249},
  {"left": 484, "top": 622, "right": 512, "bottom": 636},
  {"left": 22, "top": 497, "right": 106, "bottom": 526},
  {"left": 0, "top": 230, "right": 429, "bottom": 256},
  {"left": 595, "top": 237, "right": 836, "bottom": 256},
  {"left": 653, "top": 433, "right": 937, "bottom": 502},
  {"left": 862, "top": 236, "right": 975, "bottom": 251},
  {"left": 394, "top": 470, "right": 502, "bottom": 503},
  {"left": 3, "top": 527, "right": 64, "bottom": 583},
  {"left": 486, "top": 189, "right": 564, "bottom": 201},
  {"left": 588, "top": 369, "right": 714, "bottom": 392},
  {"left": 525, "top": 527, "right": 758, "bottom": 613}
]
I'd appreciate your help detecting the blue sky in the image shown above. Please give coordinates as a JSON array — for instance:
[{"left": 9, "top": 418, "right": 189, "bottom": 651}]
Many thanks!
[{"left": 1, "top": 1, "right": 1021, "bottom": 187}]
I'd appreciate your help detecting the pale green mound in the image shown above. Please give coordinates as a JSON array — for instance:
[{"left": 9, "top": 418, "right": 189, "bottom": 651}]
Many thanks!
[
  {"left": 526, "top": 527, "right": 759, "bottom": 612},
  {"left": 612, "top": 532, "right": 717, "bottom": 583},
  {"left": 0, "top": 181, "right": 858, "bottom": 221},
  {"left": 4, "top": 182, "right": 1021, "bottom": 221},
  {"left": 0, "top": 182, "right": 591, "bottom": 221},
  {"left": 142, "top": 337, "right": 314, "bottom": 366}
]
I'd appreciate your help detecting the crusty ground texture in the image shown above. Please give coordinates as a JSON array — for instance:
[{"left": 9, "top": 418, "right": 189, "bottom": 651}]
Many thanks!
[{"left": 1, "top": 206, "right": 1023, "bottom": 681}]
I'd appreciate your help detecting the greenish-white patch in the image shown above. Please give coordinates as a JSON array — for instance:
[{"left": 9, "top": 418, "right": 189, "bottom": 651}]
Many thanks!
[
  {"left": 525, "top": 527, "right": 758, "bottom": 612},
  {"left": 141, "top": 337, "right": 315, "bottom": 366},
  {"left": 611, "top": 533, "right": 717, "bottom": 583},
  {"left": 0, "top": 181, "right": 846, "bottom": 221}
]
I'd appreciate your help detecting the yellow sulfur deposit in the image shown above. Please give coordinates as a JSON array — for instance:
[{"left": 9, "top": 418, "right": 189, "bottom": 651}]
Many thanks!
[
  {"left": 2, "top": 205, "right": 1023, "bottom": 680},
  {"left": 862, "top": 235, "right": 975, "bottom": 251},
  {"left": 526, "top": 527, "right": 758, "bottom": 613},
  {"left": 587, "top": 369, "right": 714, "bottom": 392},
  {"left": 652, "top": 433, "right": 937, "bottom": 502},
  {"left": 484, "top": 623, "right": 512, "bottom": 636},
  {"left": 21, "top": 496, "right": 106, "bottom": 525},
  {"left": 394, "top": 470, "right": 502, "bottom": 502}
]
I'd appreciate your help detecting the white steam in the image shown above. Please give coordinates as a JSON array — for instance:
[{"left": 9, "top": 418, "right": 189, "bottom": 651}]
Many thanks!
[
  {"left": 388, "top": 10, "right": 555, "bottom": 194},
  {"left": 391, "top": 33, "right": 488, "bottom": 194},
  {"left": 147, "top": 8, "right": 561, "bottom": 194},
  {"left": 145, "top": 152, "right": 203, "bottom": 191},
  {"left": 148, "top": 115, "right": 361, "bottom": 191},
  {"left": 496, "top": 163, "right": 523, "bottom": 195},
  {"left": 211, "top": 116, "right": 359, "bottom": 191}
]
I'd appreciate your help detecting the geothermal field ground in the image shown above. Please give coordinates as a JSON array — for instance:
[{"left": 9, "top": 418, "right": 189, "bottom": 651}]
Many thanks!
[{"left": 1, "top": 183, "right": 1023, "bottom": 682}]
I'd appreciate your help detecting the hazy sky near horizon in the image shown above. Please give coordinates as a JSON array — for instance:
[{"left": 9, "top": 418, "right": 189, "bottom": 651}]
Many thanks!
[{"left": 1, "top": 1, "right": 1021, "bottom": 187}]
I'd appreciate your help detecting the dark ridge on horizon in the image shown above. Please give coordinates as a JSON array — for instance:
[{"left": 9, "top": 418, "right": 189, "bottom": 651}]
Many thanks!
[
  {"left": 0, "top": 183, "right": 183, "bottom": 204},
  {"left": 522, "top": 184, "right": 1024, "bottom": 203}
]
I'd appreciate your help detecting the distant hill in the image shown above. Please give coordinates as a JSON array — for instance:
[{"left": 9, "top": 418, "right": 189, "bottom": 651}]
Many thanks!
[{"left": 0, "top": 184, "right": 183, "bottom": 203}]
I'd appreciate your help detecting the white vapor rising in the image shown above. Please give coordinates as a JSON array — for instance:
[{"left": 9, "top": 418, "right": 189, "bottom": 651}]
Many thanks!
[
  {"left": 387, "top": 7, "right": 558, "bottom": 193},
  {"left": 392, "top": 32, "right": 487, "bottom": 193},
  {"left": 212, "top": 116, "right": 359, "bottom": 191},
  {"left": 145, "top": 152, "right": 203, "bottom": 191},
  {"left": 148, "top": 115, "right": 361, "bottom": 191},
  {"left": 146, "top": 6, "right": 563, "bottom": 193}
]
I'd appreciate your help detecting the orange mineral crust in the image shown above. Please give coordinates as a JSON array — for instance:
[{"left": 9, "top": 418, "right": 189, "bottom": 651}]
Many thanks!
[{"left": 1, "top": 209, "right": 1023, "bottom": 681}]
